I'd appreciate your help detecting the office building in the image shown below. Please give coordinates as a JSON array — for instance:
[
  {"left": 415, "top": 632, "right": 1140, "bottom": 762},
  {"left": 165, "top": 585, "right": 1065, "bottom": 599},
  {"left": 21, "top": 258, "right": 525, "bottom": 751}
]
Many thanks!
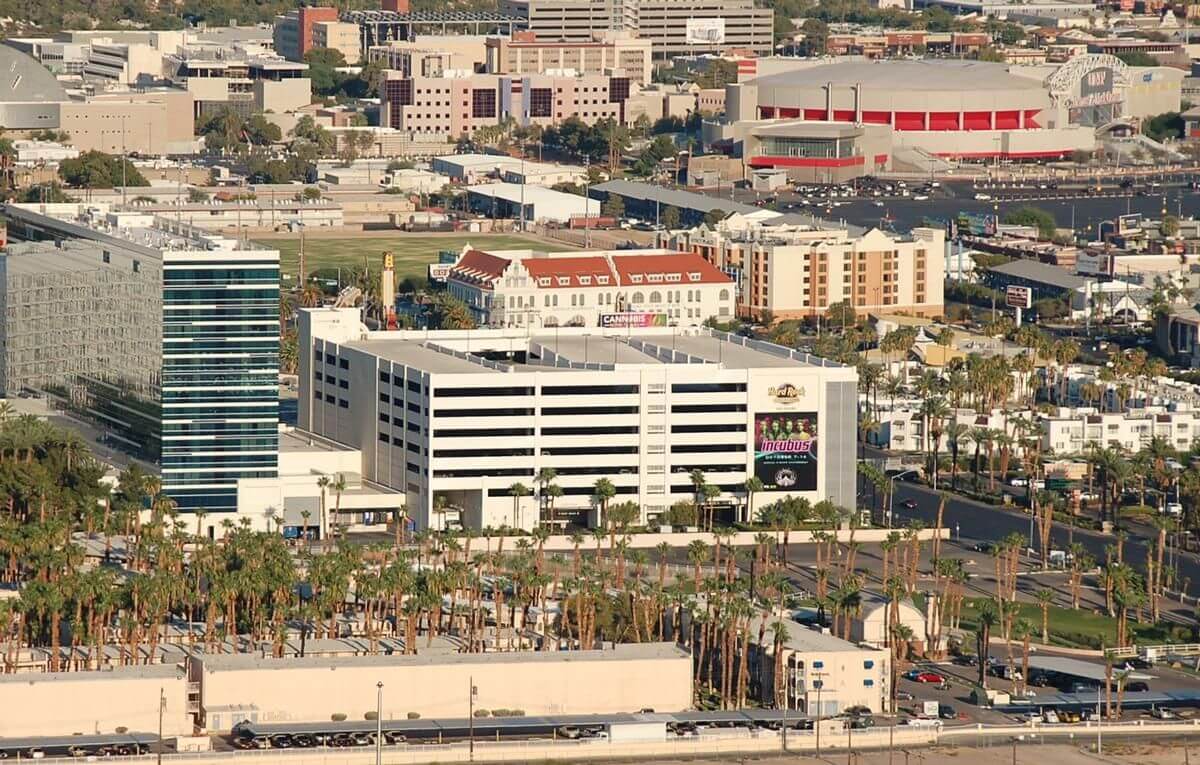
[
  {"left": 166, "top": 52, "right": 311, "bottom": 118},
  {"left": 299, "top": 309, "right": 856, "bottom": 530},
  {"left": 666, "top": 216, "right": 946, "bottom": 320},
  {"left": 59, "top": 89, "right": 197, "bottom": 156},
  {"left": 273, "top": 6, "right": 340, "bottom": 62},
  {"left": 0, "top": 46, "right": 68, "bottom": 130},
  {"left": 312, "top": 20, "right": 363, "bottom": 64},
  {"left": 2, "top": 203, "right": 280, "bottom": 520},
  {"left": 501, "top": 0, "right": 773, "bottom": 59},
  {"left": 444, "top": 247, "right": 734, "bottom": 326},
  {"left": 381, "top": 71, "right": 631, "bottom": 137},
  {"left": 485, "top": 30, "right": 652, "bottom": 86}
]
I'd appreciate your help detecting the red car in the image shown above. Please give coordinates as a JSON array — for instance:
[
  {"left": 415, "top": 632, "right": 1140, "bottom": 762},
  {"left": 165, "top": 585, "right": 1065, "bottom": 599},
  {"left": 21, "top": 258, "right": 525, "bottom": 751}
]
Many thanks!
[{"left": 911, "top": 672, "right": 946, "bottom": 684}]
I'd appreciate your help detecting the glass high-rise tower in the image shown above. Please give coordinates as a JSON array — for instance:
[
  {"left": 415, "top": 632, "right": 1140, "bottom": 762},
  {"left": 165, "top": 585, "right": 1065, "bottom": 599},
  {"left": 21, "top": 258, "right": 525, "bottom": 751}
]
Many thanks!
[{"left": 2, "top": 203, "right": 279, "bottom": 514}]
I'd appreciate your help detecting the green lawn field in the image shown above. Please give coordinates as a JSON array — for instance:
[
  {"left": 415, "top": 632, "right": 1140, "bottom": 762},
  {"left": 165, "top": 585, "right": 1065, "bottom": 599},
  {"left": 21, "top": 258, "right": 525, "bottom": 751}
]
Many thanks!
[{"left": 258, "top": 234, "right": 571, "bottom": 285}]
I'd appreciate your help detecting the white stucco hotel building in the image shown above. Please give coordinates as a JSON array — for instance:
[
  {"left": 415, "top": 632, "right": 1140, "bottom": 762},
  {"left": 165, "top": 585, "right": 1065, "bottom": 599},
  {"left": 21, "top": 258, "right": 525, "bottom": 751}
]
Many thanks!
[
  {"left": 299, "top": 309, "right": 857, "bottom": 530},
  {"left": 445, "top": 247, "right": 737, "bottom": 328}
]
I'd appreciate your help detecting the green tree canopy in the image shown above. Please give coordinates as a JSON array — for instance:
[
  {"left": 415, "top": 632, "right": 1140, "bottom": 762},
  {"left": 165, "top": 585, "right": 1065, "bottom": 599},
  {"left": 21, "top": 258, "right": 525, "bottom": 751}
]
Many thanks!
[
  {"left": 1003, "top": 206, "right": 1057, "bottom": 240},
  {"left": 58, "top": 151, "right": 148, "bottom": 188}
]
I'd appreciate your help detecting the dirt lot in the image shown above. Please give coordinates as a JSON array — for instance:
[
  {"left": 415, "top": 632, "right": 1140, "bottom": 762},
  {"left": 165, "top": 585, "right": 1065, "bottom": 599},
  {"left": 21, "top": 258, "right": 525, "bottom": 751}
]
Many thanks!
[{"left": 631, "top": 742, "right": 1200, "bottom": 765}]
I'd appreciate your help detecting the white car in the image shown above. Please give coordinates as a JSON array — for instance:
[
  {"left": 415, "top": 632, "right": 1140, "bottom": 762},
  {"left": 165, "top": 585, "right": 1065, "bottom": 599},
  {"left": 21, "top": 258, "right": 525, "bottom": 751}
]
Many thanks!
[
  {"left": 1165, "top": 503, "right": 1183, "bottom": 516},
  {"left": 1009, "top": 477, "right": 1029, "bottom": 488}
]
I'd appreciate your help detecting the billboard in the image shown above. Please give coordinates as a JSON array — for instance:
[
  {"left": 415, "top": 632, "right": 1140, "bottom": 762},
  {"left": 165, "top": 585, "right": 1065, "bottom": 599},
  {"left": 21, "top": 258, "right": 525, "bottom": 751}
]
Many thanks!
[
  {"left": 754, "top": 412, "right": 818, "bottom": 492},
  {"left": 686, "top": 18, "right": 726, "bottom": 45},
  {"left": 428, "top": 263, "right": 453, "bottom": 282},
  {"left": 1005, "top": 285, "right": 1032, "bottom": 310},
  {"left": 599, "top": 312, "right": 667, "bottom": 328}
]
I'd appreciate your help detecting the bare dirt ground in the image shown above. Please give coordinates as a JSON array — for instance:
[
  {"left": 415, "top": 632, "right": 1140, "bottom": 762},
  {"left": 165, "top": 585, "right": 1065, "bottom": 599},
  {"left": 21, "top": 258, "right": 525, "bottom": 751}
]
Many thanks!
[{"left": 625, "top": 742, "right": 1200, "bottom": 765}]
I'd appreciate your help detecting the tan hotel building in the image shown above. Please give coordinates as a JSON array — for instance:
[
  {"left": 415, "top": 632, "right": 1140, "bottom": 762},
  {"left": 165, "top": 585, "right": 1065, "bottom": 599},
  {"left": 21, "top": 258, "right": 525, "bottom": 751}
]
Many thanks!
[
  {"left": 667, "top": 216, "right": 945, "bottom": 320},
  {"left": 485, "top": 30, "right": 653, "bottom": 86},
  {"left": 382, "top": 70, "right": 631, "bottom": 137}
]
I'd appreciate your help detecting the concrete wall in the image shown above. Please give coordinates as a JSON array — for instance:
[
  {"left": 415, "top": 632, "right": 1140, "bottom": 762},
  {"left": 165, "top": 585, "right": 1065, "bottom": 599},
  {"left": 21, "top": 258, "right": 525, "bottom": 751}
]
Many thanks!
[
  {"left": 199, "top": 646, "right": 692, "bottom": 728},
  {"left": 0, "top": 666, "right": 191, "bottom": 737}
]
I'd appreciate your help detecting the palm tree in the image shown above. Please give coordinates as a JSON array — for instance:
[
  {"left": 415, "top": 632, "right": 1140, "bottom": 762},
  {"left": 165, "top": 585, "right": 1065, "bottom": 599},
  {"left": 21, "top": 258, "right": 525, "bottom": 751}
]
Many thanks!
[
  {"left": 592, "top": 478, "right": 616, "bottom": 530},
  {"left": 770, "top": 619, "right": 790, "bottom": 709},
  {"left": 1034, "top": 588, "right": 1054, "bottom": 643},
  {"left": 743, "top": 476, "right": 763, "bottom": 524},
  {"left": 686, "top": 540, "right": 709, "bottom": 594},
  {"left": 975, "top": 598, "right": 1001, "bottom": 689},
  {"left": 945, "top": 422, "right": 971, "bottom": 490},
  {"left": 507, "top": 482, "right": 530, "bottom": 529}
]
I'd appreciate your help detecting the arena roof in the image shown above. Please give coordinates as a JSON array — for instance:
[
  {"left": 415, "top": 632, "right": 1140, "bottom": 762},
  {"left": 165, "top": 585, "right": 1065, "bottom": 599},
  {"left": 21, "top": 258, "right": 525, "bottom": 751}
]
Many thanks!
[
  {"left": 0, "top": 45, "right": 69, "bottom": 103},
  {"left": 748, "top": 60, "right": 1045, "bottom": 92}
]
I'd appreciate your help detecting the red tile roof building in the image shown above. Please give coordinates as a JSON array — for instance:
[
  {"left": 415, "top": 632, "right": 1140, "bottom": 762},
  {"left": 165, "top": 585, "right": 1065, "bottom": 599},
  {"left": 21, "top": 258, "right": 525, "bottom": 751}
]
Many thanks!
[{"left": 445, "top": 247, "right": 735, "bottom": 328}]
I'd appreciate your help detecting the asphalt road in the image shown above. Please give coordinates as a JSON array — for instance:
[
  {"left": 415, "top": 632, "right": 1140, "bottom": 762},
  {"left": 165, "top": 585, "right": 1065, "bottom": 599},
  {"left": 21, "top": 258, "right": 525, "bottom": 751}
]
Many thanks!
[{"left": 883, "top": 478, "right": 1199, "bottom": 618}]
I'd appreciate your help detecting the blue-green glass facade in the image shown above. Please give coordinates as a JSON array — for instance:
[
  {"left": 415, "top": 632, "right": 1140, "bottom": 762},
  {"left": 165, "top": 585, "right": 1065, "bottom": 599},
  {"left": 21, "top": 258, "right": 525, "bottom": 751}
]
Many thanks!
[{"left": 160, "top": 255, "right": 280, "bottom": 512}]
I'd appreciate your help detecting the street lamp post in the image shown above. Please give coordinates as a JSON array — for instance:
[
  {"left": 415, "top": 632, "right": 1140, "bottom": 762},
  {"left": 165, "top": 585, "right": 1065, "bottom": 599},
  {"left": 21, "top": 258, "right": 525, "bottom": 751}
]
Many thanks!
[
  {"left": 813, "top": 671, "right": 830, "bottom": 757},
  {"left": 375, "top": 682, "right": 383, "bottom": 765}
]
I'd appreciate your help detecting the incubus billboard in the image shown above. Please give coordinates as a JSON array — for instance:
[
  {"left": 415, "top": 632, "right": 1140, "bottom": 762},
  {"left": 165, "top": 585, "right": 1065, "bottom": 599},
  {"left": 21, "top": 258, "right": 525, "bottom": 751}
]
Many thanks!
[{"left": 753, "top": 412, "right": 818, "bottom": 491}]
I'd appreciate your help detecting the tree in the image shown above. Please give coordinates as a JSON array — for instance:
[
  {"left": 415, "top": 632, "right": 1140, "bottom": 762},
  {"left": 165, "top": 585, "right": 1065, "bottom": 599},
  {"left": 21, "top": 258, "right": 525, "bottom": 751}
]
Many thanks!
[
  {"left": 304, "top": 47, "right": 348, "bottom": 96},
  {"left": 975, "top": 598, "right": 1001, "bottom": 688},
  {"left": 593, "top": 478, "right": 617, "bottom": 530},
  {"left": 58, "top": 151, "right": 148, "bottom": 188},
  {"left": 507, "top": 482, "right": 530, "bottom": 528},
  {"left": 1117, "top": 51, "right": 1161, "bottom": 67},
  {"left": 1162, "top": 214, "right": 1180, "bottom": 237},
  {"left": 1003, "top": 206, "right": 1057, "bottom": 240},
  {"left": 601, "top": 194, "right": 625, "bottom": 219},
  {"left": 1143, "top": 111, "right": 1184, "bottom": 142},
  {"left": 429, "top": 294, "right": 476, "bottom": 329},
  {"left": 661, "top": 206, "right": 682, "bottom": 229}
]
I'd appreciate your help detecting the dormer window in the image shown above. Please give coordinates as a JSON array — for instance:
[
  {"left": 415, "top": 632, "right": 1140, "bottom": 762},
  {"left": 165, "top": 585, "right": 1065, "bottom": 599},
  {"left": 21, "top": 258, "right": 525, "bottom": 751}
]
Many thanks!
[
  {"left": 688, "top": 272, "right": 702, "bottom": 281},
  {"left": 648, "top": 274, "right": 664, "bottom": 283},
  {"left": 630, "top": 274, "right": 644, "bottom": 283},
  {"left": 557, "top": 276, "right": 570, "bottom": 286},
  {"left": 579, "top": 275, "right": 592, "bottom": 285},
  {"left": 538, "top": 277, "right": 551, "bottom": 286},
  {"left": 666, "top": 273, "right": 682, "bottom": 282},
  {"left": 596, "top": 275, "right": 610, "bottom": 285}
]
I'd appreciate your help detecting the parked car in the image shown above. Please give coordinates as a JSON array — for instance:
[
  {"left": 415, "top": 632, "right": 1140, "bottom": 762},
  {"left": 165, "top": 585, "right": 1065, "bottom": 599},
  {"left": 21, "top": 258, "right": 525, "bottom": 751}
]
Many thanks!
[
  {"left": 907, "top": 671, "right": 946, "bottom": 684},
  {"left": 900, "top": 499, "right": 918, "bottom": 509},
  {"left": 1126, "top": 681, "right": 1150, "bottom": 692},
  {"left": 1150, "top": 706, "right": 1179, "bottom": 720},
  {"left": 896, "top": 691, "right": 915, "bottom": 701},
  {"left": 938, "top": 704, "right": 957, "bottom": 720}
]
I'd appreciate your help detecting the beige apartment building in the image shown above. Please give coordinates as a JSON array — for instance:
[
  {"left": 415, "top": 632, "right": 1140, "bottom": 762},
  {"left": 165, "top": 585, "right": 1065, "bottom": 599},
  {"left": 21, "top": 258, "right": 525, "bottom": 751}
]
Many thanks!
[
  {"left": 382, "top": 71, "right": 630, "bottom": 138},
  {"left": 485, "top": 30, "right": 652, "bottom": 85},
  {"left": 668, "top": 215, "right": 946, "bottom": 320}
]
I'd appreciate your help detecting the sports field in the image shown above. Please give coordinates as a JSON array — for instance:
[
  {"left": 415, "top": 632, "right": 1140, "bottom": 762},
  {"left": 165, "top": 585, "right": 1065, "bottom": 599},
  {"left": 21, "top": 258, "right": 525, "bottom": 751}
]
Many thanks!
[{"left": 257, "top": 234, "right": 571, "bottom": 284}]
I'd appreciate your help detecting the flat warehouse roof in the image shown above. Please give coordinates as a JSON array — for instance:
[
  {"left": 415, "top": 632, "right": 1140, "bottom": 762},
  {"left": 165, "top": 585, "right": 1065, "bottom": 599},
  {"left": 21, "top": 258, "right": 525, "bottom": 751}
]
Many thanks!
[
  {"left": 341, "top": 338, "right": 491, "bottom": 375},
  {"left": 203, "top": 642, "right": 687, "bottom": 672}
]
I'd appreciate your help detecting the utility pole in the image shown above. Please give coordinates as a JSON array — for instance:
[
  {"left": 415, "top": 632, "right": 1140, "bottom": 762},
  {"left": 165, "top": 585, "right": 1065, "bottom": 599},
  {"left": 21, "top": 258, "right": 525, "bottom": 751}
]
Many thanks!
[
  {"left": 468, "top": 676, "right": 477, "bottom": 761},
  {"left": 375, "top": 682, "right": 383, "bottom": 765},
  {"left": 157, "top": 687, "right": 165, "bottom": 765}
]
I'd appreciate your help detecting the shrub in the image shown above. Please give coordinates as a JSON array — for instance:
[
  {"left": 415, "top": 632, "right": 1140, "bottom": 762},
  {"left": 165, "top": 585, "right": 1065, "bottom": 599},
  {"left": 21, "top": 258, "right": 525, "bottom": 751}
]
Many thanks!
[
  {"left": 473, "top": 709, "right": 490, "bottom": 718},
  {"left": 365, "top": 711, "right": 378, "bottom": 721},
  {"left": 331, "top": 713, "right": 347, "bottom": 722},
  {"left": 407, "top": 712, "right": 420, "bottom": 720}
]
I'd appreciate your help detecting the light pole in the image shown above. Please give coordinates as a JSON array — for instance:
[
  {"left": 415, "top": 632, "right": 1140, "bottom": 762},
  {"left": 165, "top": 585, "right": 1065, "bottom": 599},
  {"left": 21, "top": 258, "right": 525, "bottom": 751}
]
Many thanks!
[
  {"left": 468, "top": 676, "right": 478, "bottom": 761},
  {"left": 888, "top": 470, "right": 916, "bottom": 528},
  {"left": 375, "top": 682, "right": 383, "bottom": 765},
  {"left": 813, "top": 671, "right": 830, "bottom": 757},
  {"left": 157, "top": 687, "right": 165, "bottom": 765}
]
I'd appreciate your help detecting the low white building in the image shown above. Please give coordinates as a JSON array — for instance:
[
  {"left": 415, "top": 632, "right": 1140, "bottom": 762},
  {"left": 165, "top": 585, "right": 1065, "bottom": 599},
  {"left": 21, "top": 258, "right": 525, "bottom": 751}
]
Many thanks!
[
  {"left": 466, "top": 183, "right": 598, "bottom": 225},
  {"left": 849, "top": 594, "right": 928, "bottom": 649},
  {"left": 445, "top": 246, "right": 736, "bottom": 328},
  {"left": 381, "top": 168, "right": 446, "bottom": 194},
  {"left": 298, "top": 310, "right": 858, "bottom": 530},
  {"left": 13, "top": 139, "right": 79, "bottom": 163}
]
